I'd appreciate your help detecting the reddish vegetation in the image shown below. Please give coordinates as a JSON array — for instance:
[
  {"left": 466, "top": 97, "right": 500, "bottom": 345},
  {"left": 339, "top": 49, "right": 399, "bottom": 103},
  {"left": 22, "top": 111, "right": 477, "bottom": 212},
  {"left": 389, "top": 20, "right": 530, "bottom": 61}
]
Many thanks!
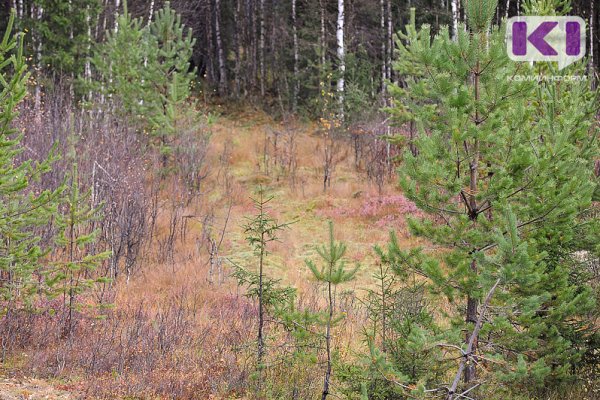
[{"left": 317, "top": 194, "right": 423, "bottom": 229}]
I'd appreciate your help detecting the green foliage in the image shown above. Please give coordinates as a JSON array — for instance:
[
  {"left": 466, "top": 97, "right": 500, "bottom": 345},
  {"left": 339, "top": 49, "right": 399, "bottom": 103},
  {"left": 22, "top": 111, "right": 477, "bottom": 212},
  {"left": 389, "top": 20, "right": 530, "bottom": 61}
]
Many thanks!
[
  {"left": 16, "top": 0, "right": 101, "bottom": 77},
  {"left": 0, "top": 12, "right": 62, "bottom": 312},
  {"left": 230, "top": 187, "right": 295, "bottom": 393},
  {"left": 91, "top": 1, "right": 196, "bottom": 164},
  {"left": 463, "top": 0, "right": 499, "bottom": 32},
  {"left": 305, "top": 222, "right": 359, "bottom": 285},
  {"left": 46, "top": 162, "right": 110, "bottom": 334},
  {"left": 230, "top": 264, "right": 296, "bottom": 308},
  {"left": 386, "top": 0, "right": 600, "bottom": 395},
  {"left": 305, "top": 221, "right": 358, "bottom": 398},
  {"left": 523, "top": 0, "right": 572, "bottom": 15}
]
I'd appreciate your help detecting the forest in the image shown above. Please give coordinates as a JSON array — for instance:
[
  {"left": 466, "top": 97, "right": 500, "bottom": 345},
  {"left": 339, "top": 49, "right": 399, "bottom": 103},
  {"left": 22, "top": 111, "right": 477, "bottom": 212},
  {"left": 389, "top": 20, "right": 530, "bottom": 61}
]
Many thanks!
[{"left": 0, "top": 0, "right": 599, "bottom": 399}]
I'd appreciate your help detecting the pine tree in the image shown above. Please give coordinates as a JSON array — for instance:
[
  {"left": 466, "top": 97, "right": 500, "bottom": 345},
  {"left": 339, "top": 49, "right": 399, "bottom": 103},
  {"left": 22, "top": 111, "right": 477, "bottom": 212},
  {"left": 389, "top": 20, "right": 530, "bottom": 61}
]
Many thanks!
[
  {"left": 48, "top": 162, "right": 110, "bottom": 336},
  {"left": 91, "top": 1, "right": 196, "bottom": 168},
  {"left": 389, "top": 0, "right": 599, "bottom": 395},
  {"left": 0, "top": 11, "right": 62, "bottom": 313},
  {"left": 145, "top": 1, "right": 196, "bottom": 168},
  {"left": 305, "top": 221, "right": 358, "bottom": 400}
]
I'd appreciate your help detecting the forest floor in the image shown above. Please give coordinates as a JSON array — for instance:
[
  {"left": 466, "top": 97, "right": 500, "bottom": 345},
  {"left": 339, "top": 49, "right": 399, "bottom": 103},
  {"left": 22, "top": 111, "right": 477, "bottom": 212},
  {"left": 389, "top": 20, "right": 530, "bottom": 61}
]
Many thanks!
[
  {"left": 1, "top": 106, "right": 423, "bottom": 399},
  {"left": 0, "top": 377, "right": 74, "bottom": 400},
  {"left": 196, "top": 106, "right": 420, "bottom": 289}
]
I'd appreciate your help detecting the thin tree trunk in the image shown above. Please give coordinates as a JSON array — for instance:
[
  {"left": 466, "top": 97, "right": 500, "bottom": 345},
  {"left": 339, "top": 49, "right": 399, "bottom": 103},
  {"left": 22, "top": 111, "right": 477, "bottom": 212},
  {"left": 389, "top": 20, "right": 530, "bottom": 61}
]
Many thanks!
[
  {"left": 448, "top": 279, "right": 501, "bottom": 400},
  {"left": 336, "top": 0, "right": 345, "bottom": 120},
  {"left": 259, "top": 0, "right": 266, "bottom": 96},
  {"left": 114, "top": 0, "right": 121, "bottom": 32},
  {"left": 33, "top": 4, "right": 43, "bottom": 113},
  {"left": 464, "top": 56, "right": 482, "bottom": 385},
  {"left": 380, "top": 0, "right": 386, "bottom": 93},
  {"left": 65, "top": 190, "right": 76, "bottom": 337},
  {"left": 320, "top": 0, "right": 326, "bottom": 71},
  {"left": 251, "top": 0, "right": 257, "bottom": 89},
  {"left": 591, "top": 0, "right": 596, "bottom": 88},
  {"left": 505, "top": 0, "right": 511, "bottom": 19},
  {"left": 234, "top": 0, "right": 242, "bottom": 97},
  {"left": 292, "top": 0, "right": 299, "bottom": 111},
  {"left": 85, "top": 5, "right": 92, "bottom": 101},
  {"left": 321, "top": 280, "right": 333, "bottom": 400},
  {"left": 206, "top": 0, "right": 216, "bottom": 85},
  {"left": 257, "top": 232, "right": 265, "bottom": 391},
  {"left": 147, "top": 0, "right": 155, "bottom": 25},
  {"left": 451, "top": 0, "right": 459, "bottom": 40},
  {"left": 386, "top": 0, "right": 392, "bottom": 81},
  {"left": 215, "top": 0, "right": 228, "bottom": 95},
  {"left": 380, "top": 264, "right": 387, "bottom": 352}
]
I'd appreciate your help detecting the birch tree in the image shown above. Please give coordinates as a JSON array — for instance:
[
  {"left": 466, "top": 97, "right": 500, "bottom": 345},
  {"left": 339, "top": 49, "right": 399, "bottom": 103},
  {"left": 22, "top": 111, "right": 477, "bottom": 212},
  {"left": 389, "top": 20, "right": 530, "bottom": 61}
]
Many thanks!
[
  {"left": 336, "top": 0, "right": 345, "bottom": 120},
  {"left": 215, "top": 0, "right": 227, "bottom": 95},
  {"left": 292, "top": 0, "right": 299, "bottom": 111},
  {"left": 451, "top": 0, "right": 459, "bottom": 39}
]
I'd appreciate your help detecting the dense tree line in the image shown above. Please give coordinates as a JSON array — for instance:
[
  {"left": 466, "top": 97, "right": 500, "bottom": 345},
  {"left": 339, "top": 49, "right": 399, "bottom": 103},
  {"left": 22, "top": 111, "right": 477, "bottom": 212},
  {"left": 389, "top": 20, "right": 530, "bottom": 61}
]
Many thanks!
[{"left": 0, "top": 0, "right": 598, "bottom": 116}]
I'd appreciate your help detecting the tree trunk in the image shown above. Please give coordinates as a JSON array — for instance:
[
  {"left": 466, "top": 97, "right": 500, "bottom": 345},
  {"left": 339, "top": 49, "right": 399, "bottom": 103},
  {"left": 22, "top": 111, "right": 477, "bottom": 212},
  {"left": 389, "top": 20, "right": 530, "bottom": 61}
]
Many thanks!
[
  {"left": 206, "top": 0, "right": 216, "bottom": 85},
  {"left": 292, "top": 0, "right": 299, "bottom": 111},
  {"left": 257, "top": 233, "right": 265, "bottom": 391},
  {"left": 114, "top": 0, "right": 120, "bottom": 32},
  {"left": 448, "top": 279, "right": 501, "bottom": 400},
  {"left": 85, "top": 5, "right": 92, "bottom": 99},
  {"left": 591, "top": 0, "right": 596, "bottom": 89},
  {"left": 234, "top": 0, "right": 242, "bottom": 97},
  {"left": 259, "top": 0, "right": 266, "bottom": 96},
  {"left": 320, "top": 0, "right": 326, "bottom": 69},
  {"left": 215, "top": 0, "right": 228, "bottom": 95},
  {"left": 336, "top": 0, "right": 345, "bottom": 121},
  {"left": 380, "top": 0, "right": 386, "bottom": 93},
  {"left": 33, "top": 3, "right": 43, "bottom": 113},
  {"left": 321, "top": 280, "right": 333, "bottom": 400},
  {"left": 464, "top": 56, "right": 482, "bottom": 385},
  {"left": 147, "top": 0, "right": 155, "bottom": 26},
  {"left": 451, "top": 0, "right": 459, "bottom": 40},
  {"left": 386, "top": 0, "right": 392, "bottom": 81}
]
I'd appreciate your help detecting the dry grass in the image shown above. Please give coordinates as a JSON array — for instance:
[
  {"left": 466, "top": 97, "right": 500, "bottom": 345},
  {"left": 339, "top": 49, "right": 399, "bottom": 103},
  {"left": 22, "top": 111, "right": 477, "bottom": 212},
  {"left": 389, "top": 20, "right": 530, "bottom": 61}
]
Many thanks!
[{"left": 2, "top": 106, "right": 428, "bottom": 399}]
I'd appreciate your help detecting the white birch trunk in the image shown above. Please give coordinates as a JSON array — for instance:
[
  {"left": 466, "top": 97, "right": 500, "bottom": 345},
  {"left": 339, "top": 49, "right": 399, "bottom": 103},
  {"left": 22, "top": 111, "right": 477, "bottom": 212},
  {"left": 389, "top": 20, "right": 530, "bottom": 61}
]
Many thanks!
[
  {"left": 292, "top": 0, "right": 299, "bottom": 111},
  {"left": 259, "top": 0, "right": 265, "bottom": 96},
  {"left": 215, "top": 0, "right": 228, "bottom": 95},
  {"left": 336, "top": 0, "right": 345, "bottom": 120},
  {"left": 320, "top": 0, "right": 326, "bottom": 69},
  {"left": 380, "top": 0, "right": 386, "bottom": 92},
  {"left": 591, "top": 0, "right": 596, "bottom": 87},
  {"left": 85, "top": 5, "right": 92, "bottom": 100},
  {"left": 114, "top": 0, "right": 121, "bottom": 33},
  {"left": 386, "top": 0, "right": 392, "bottom": 81},
  {"left": 505, "top": 0, "right": 511, "bottom": 19},
  {"left": 451, "top": 0, "right": 459, "bottom": 40},
  {"left": 234, "top": 0, "right": 242, "bottom": 96},
  {"left": 147, "top": 0, "right": 155, "bottom": 26},
  {"left": 33, "top": 5, "right": 44, "bottom": 113}
]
